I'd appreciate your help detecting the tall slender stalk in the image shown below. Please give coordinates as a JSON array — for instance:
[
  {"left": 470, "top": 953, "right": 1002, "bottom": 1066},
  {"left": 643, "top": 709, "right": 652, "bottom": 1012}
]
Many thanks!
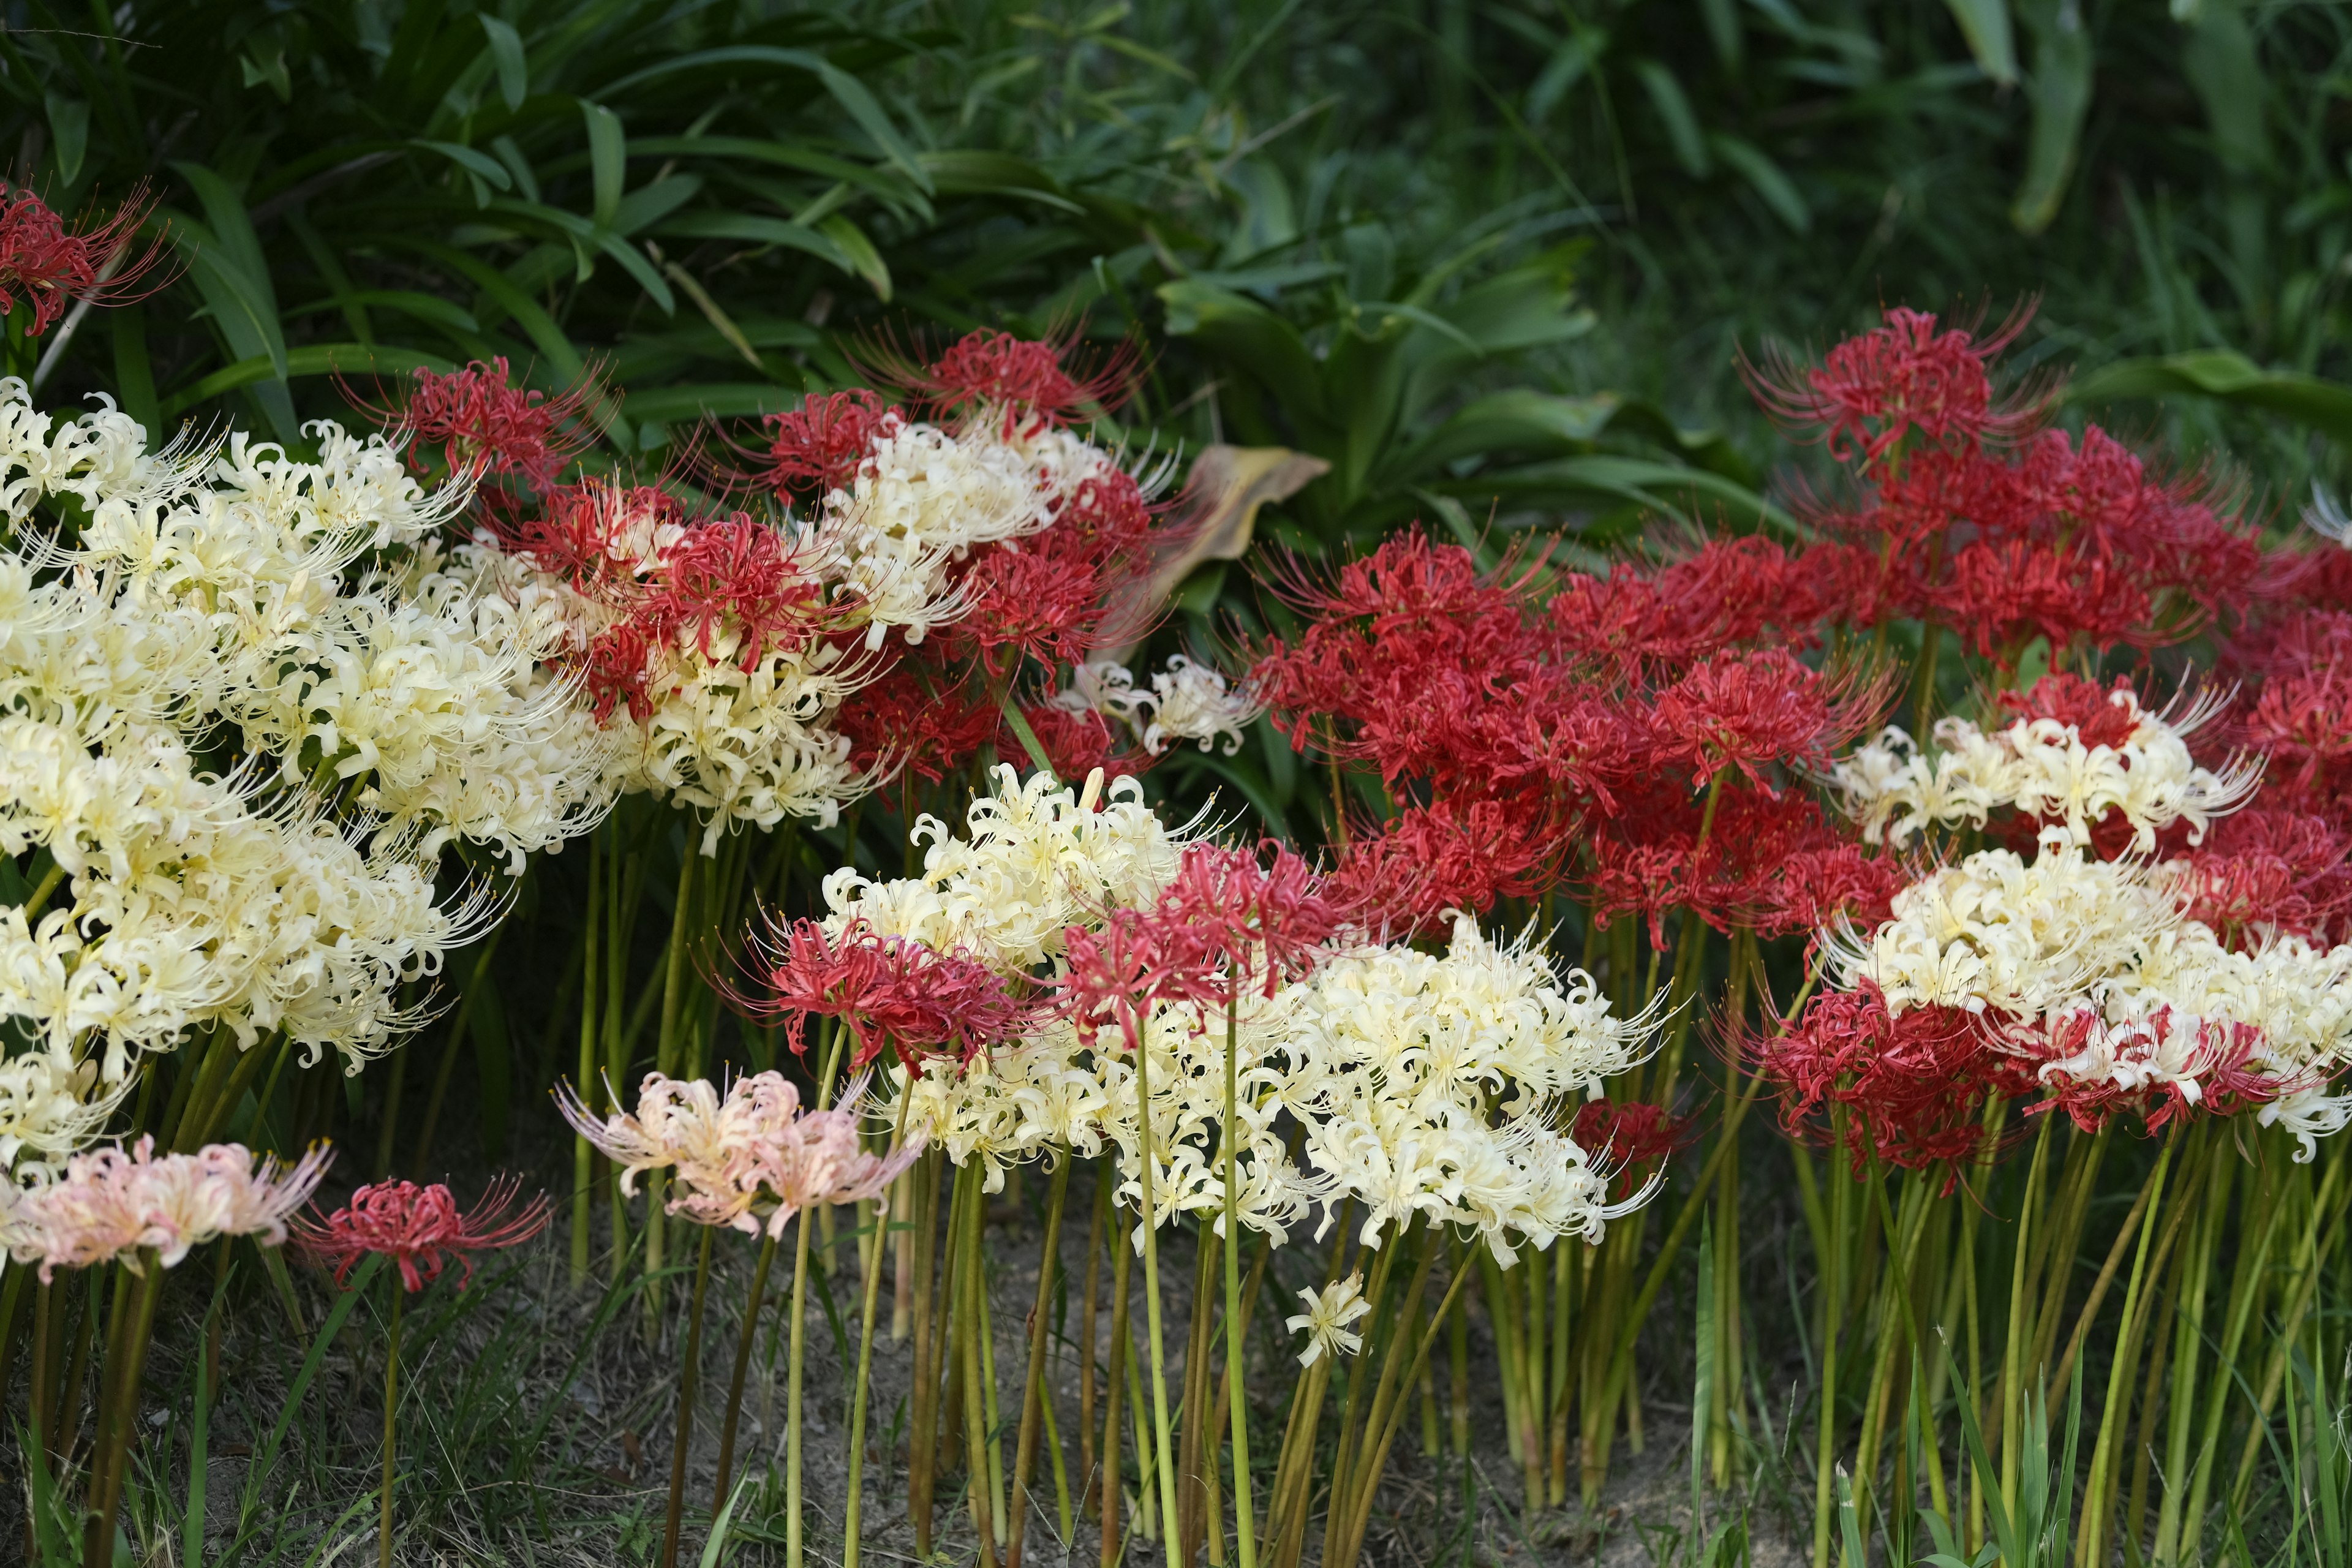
[
  {"left": 81, "top": 1250, "right": 163, "bottom": 1568},
  {"left": 662, "top": 1226, "right": 717, "bottom": 1568},
  {"left": 1006, "top": 1152, "right": 1072, "bottom": 1568},
  {"left": 1223, "top": 991, "right": 1259, "bottom": 1568},
  {"left": 571, "top": 836, "right": 601, "bottom": 1287},
  {"left": 379, "top": 1284, "right": 404, "bottom": 1568},
  {"left": 646, "top": 845, "right": 701, "bottom": 1324},
  {"left": 783, "top": 1032, "right": 843, "bottom": 1568},
  {"left": 1130, "top": 1014, "right": 1183, "bottom": 1546},
  {"left": 2074, "top": 1137, "right": 2176, "bottom": 1568},
  {"left": 1100, "top": 1199, "right": 1134, "bottom": 1568},
  {"left": 842, "top": 1087, "right": 917, "bottom": 1568},
  {"left": 709, "top": 1229, "right": 778, "bottom": 1518}
]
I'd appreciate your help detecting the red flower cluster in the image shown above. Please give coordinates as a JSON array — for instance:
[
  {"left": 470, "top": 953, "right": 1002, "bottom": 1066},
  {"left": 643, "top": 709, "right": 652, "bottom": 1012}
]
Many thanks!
[
  {"left": 747, "top": 918, "right": 1038, "bottom": 1072},
  {"left": 399, "top": 357, "right": 596, "bottom": 491},
  {"left": 295, "top": 1177, "right": 551, "bottom": 1293},
  {"left": 1751, "top": 986, "right": 2034, "bottom": 1184},
  {"left": 2029, "top": 1009, "right": 2288, "bottom": 1136},
  {"left": 1570, "top": 1099, "right": 1695, "bottom": 1199},
  {"left": 1250, "top": 529, "right": 1899, "bottom": 937},
  {"left": 0, "top": 183, "right": 164, "bottom": 336},
  {"left": 765, "top": 330, "right": 1177, "bottom": 777},
  {"left": 1770, "top": 309, "right": 2260, "bottom": 666},
  {"left": 504, "top": 478, "right": 832, "bottom": 723},
  {"left": 1065, "top": 842, "right": 1349, "bottom": 1044}
]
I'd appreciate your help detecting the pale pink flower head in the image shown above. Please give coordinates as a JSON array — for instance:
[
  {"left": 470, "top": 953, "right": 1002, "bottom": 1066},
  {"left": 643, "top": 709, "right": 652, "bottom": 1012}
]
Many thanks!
[
  {"left": 754, "top": 1077, "right": 925, "bottom": 1240},
  {"left": 555, "top": 1070, "right": 807, "bottom": 1234},
  {"left": 7, "top": 1136, "right": 333, "bottom": 1281},
  {"left": 295, "top": 1176, "right": 550, "bottom": 1293}
]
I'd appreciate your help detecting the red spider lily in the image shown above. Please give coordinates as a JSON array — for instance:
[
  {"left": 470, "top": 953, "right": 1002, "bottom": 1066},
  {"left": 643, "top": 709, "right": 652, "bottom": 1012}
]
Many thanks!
[
  {"left": 1997, "top": 671, "right": 2148, "bottom": 750},
  {"left": 396, "top": 357, "right": 597, "bottom": 489},
  {"left": 1651, "top": 648, "right": 1890, "bottom": 790},
  {"left": 2236, "top": 614, "right": 2352, "bottom": 809},
  {"left": 901, "top": 327, "right": 1139, "bottom": 435},
  {"left": 1744, "top": 304, "right": 2045, "bottom": 468},
  {"left": 1586, "top": 788, "right": 1885, "bottom": 945},
  {"left": 1570, "top": 1099, "right": 1697, "bottom": 1200},
  {"left": 2170, "top": 805, "right": 2352, "bottom": 948},
  {"left": 513, "top": 480, "right": 683, "bottom": 583},
  {"left": 762, "top": 387, "right": 899, "bottom": 500},
  {"left": 1751, "top": 985, "right": 2035, "bottom": 1184},
  {"left": 1545, "top": 536, "right": 1836, "bottom": 669},
  {"left": 0, "top": 182, "right": 167, "bottom": 336},
  {"left": 581, "top": 620, "right": 657, "bottom": 723},
  {"left": 745, "top": 919, "right": 1038, "bottom": 1072},
  {"left": 642, "top": 513, "right": 828, "bottom": 669},
  {"left": 295, "top": 1177, "right": 551, "bottom": 1293},
  {"left": 949, "top": 464, "right": 1168, "bottom": 674},
  {"left": 837, "top": 660, "right": 1003, "bottom": 784},
  {"left": 1130, "top": 841, "right": 1351, "bottom": 1007},
  {"left": 2029, "top": 1009, "right": 2288, "bottom": 1136},
  {"left": 1323, "top": 800, "right": 1569, "bottom": 933}
]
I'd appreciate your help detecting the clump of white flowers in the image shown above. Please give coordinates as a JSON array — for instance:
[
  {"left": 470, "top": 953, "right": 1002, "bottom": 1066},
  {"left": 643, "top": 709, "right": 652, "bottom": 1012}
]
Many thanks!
[
  {"left": 1827, "top": 824, "right": 2352, "bottom": 1153},
  {"left": 1831, "top": 686, "right": 2260, "bottom": 852},
  {"left": 878, "top": 772, "right": 1661, "bottom": 1262},
  {"left": 824, "top": 765, "right": 1196, "bottom": 973},
  {"left": 1049, "top": 655, "right": 1262, "bottom": 757},
  {"left": 0, "top": 383, "right": 617, "bottom": 1170}
]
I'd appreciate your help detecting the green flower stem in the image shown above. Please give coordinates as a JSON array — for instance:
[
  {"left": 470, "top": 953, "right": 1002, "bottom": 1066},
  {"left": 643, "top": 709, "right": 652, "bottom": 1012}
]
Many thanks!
[
  {"left": 1223, "top": 991, "right": 1258, "bottom": 1568},
  {"left": 783, "top": 1032, "right": 842, "bottom": 1568},
  {"left": 83, "top": 1249, "right": 163, "bottom": 1568},
  {"left": 571, "top": 835, "right": 601, "bottom": 1289},
  {"left": 662, "top": 1224, "right": 717, "bottom": 1568},
  {"left": 1005, "top": 1150, "right": 1072, "bottom": 1568},
  {"left": 379, "top": 1284, "right": 403, "bottom": 1568},
  {"left": 1131, "top": 1013, "right": 1183, "bottom": 1553},
  {"left": 842, "top": 1085, "right": 916, "bottom": 1568},
  {"left": 709, "top": 1228, "right": 778, "bottom": 1519}
]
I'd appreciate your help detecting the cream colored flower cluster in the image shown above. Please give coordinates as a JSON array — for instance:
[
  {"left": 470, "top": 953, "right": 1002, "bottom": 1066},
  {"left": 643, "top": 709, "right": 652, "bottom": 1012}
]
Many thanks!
[
  {"left": 1829, "top": 831, "right": 2352, "bottom": 1150},
  {"left": 823, "top": 765, "right": 1194, "bottom": 973},
  {"left": 1831, "top": 688, "right": 2258, "bottom": 852},
  {"left": 866, "top": 771, "right": 1659, "bottom": 1264},
  {"left": 0, "top": 385, "right": 613, "bottom": 1168},
  {"left": 1049, "top": 655, "right": 1264, "bottom": 757}
]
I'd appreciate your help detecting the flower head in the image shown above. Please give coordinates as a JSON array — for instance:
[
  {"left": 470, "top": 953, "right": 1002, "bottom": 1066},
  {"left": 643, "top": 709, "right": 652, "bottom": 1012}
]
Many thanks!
[
  {"left": 8, "top": 1136, "right": 332, "bottom": 1281},
  {"left": 295, "top": 1175, "right": 549, "bottom": 1292},
  {"left": 0, "top": 183, "right": 166, "bottom": 336},
  {"left": 748, "top": 919, "right": 1039, "bottom": 1072},
  {"left": 1286, "top": 1274, "right": 1371, "bottom": 1366},
  {"left": 396, "top": 357, "right": 595, "bottom": 489},
  {"left": 763, "top": 388, "right": 899, "bottom": 500},
  {"left": 1746, "top": 305, "right": 2041, "bottom": 467}
]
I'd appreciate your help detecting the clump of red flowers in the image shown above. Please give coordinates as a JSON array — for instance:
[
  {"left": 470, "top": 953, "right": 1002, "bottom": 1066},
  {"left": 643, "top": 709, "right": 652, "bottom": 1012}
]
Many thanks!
[
  {"left": 398, "top": 356, "right": 598, "bottom": 491},
  {"left": 748, "top": 918, "right": 1039, "bottom": 1072},
  {"left": 0, "top": 182, "right": 166, "bottom": 336},
  {"left": 295, "top": 1177, "right": 551, "bottom": 1292},
  {"left": 1571, "top": 1099, "right": 1695, "bottom": 1199}
]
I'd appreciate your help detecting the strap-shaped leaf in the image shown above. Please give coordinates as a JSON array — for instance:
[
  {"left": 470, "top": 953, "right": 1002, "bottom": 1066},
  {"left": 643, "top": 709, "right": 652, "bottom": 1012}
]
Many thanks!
[{"left": 2070, "top": 350, "right": 2352, "bottom": 446}]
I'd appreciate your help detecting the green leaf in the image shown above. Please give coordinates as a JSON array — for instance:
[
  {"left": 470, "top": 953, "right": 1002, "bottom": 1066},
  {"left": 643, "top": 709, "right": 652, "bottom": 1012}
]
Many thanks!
[
  {"left": 818, "top": 213, "right": 892, "bottom": 300},
  {"left": 1158, "top": 279, "right": 1333, "bottom": 430},
  {"left": 480, "top": 15, "right": 529, "bottom": 111},
  {"left": 2068, "top": 350, "right": 2352, "bottom": 445},
  {"left": 43, "top": 95, "right": 88, "bottom": 186},
  {"left": 159, "top": 342, "right": 456, "bottom": 417},
  {"left": 167, "top": 162, "right": 295, "bottom": 435},
  {"left": 401, "top": 241, "right": 586, "bottom": 385},
  {"left": 621, "top": 383, "right": 804, "bottom": 423},
  {"left": 656, "top": 211, "right": 853, "bottom": 273},
  {"left": 2011, "top": 0, "right": 2095, "bottom": 235},
  {"left": 918, "top": 149, "right": 1085, "bottom": 212},
  {"left": 1942, "top": 0, "right": 2019, "bottom": 85},
  {"left": 581, "top": 100, "right": 625, "bottom": 230},
  {"left": 1711, "top": 133, "right": 1811, "bottom": 233},
  {"left": 414, "top": 139, "right": 513, "bottom": 192},
  {"left": 595, "top": 48, "right": 932, "bottom": 194},
  {"left": 1633, "top": 59, "right": 1710, "bottom": 177}
]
